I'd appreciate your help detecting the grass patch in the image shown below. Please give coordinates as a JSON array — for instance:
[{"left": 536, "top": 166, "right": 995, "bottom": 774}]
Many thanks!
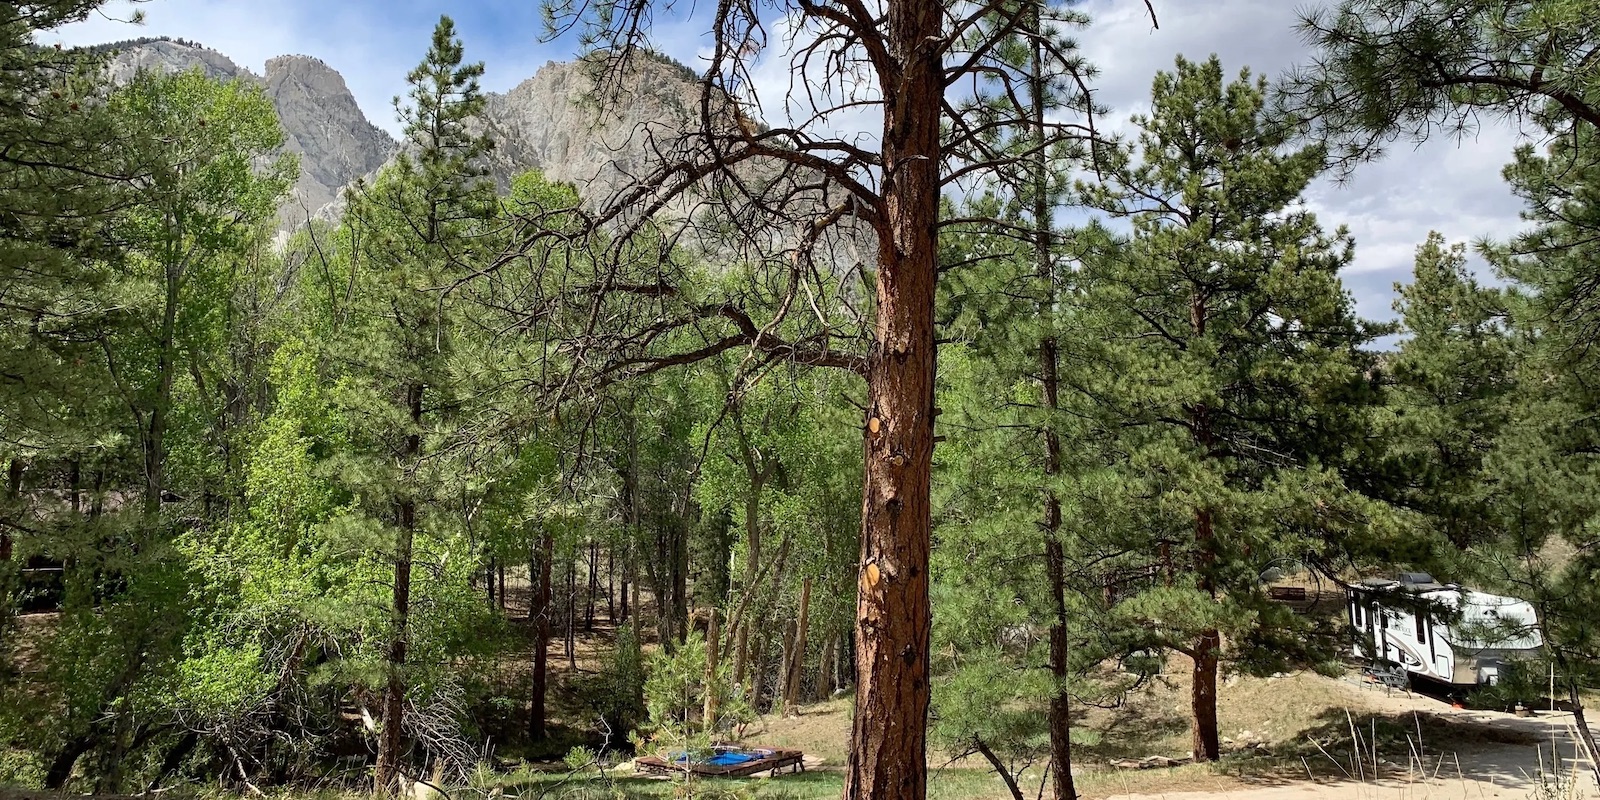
[{"left": 492, "top": 767, "right": 1004, "bottom": 799}]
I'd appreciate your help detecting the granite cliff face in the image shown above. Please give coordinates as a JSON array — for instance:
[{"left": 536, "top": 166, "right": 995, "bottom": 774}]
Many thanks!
[
  {"left": 103, "top": 40, "right": 400, "bottom": 231},
  {"left": 479, "top": 57, "right": 703, "bottom": 200},
  {"left": 103, "top": 38, "right": 249, "bottom": 83},
  {"left": 102, "top": 40, "right": 710, "bottom": 237},
  {"left": 262, "top": 55, "right": 396, "bottom": 222}
]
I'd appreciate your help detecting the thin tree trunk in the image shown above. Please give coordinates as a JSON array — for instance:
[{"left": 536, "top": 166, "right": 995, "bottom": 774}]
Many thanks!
[
  {"left": 498, "top": 562, "right": 506, "bottom": 611},
  {"left": 675, "top": 522, "right": 689, "bottom": 646},
  {"left": 374, "top": 382, "right": 423, "bottom": 793},
  {"left": 1568, "top": 679, "right": 1600, "bottom": 790},
  {"left": 779, "top": 619, "right": 797, "bottom": 713},
  {"left": 565, "top": 554, "right": 577, "bottom": 670},
  {"left": 486, "top": 558, "right": 496, "bottom": 608},
  {"left": 816, "top": 635, "right": 836, "bottom": 702},
  {"left": 1, "top": 459, "right": 19, "bottom": 563},
  {"left": 529, "top": 528, "right": 554, "bottom": 741},
  {"left": 144, "top": 260, "right": 182, "bottom": 518},
  {"left": 751, "top": 628, "right": 773, "bottom": 712},
  {"left": 652, "top": 532, "right": 674, "bottom": 648},
  {"left": 973, "top": 736, "right": 1026, "bottom": 800},
  {"left": 606, "top": 545, "right": 615, "bottom": 622},
  {"left": 630, "top": 577, "right": 641, "bottom": 642},
  {"left": 785, "top": 578, "right": 812, "bottom": 713},
  {"left": 90, "top": 466, "right": 103, "bottom": 519},
  {"left": 740, "top": 531, "right": 795, "bottom": 712},
  {"left": 619, "top": 412, "right": 638, "bottom": 632},
  {"left": 585, "top": 540, "right": 598, "bottom": 632},
  {"left": 732, "top": 420, "right": 769, "bottom": 688},
  {"left": 704, "top": 608, "right": 721, "bottom": 733},
  {"left": 844, "top": 1, "right": 940, "bottom": 789}
]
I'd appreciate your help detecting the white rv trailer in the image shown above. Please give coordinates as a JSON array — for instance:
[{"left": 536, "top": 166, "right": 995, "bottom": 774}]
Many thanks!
[{"left": 1346, "top": 572, "right": 1543, "bottom": 686}]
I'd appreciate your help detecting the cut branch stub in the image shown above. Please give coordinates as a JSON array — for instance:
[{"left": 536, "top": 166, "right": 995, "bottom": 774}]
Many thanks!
[{"left": 862, "top": 562, "right": 882, "bottom": 591}]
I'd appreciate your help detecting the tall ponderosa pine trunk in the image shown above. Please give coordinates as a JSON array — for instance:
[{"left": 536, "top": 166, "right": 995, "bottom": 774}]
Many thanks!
[
  {"left": 1188, "top": 289, "right": 1222, "bottom": 761},
  {"left": 374, "top": 382, "right": 423, "bottom": 793},
  {"left": 1041, "top": 338, "right": 1077, "bottom": 798},
  {"left": 844, "top": 0, "right": 940, "bottom": 793},
  {"left": 1030, "top": 11, "right": 1077, "bottom": 795}
]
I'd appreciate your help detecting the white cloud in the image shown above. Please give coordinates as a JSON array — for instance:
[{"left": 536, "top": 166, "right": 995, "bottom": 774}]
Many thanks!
[
  {"left": 47, "top": 0, "right": 1538, "bottom": 322},
  {"left": 1075, "top": 0, "right": 1530, "bottom": 321}
]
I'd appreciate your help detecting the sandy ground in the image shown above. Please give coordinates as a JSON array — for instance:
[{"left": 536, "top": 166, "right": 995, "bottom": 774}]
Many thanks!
[{"left": 1105, "top": 680, "right": 1599, "bottom": 800}]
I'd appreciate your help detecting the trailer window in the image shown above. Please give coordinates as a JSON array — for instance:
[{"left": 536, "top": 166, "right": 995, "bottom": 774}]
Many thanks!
[{"left": 1415, "top": 611, "right": 1427, "bottom": 641}]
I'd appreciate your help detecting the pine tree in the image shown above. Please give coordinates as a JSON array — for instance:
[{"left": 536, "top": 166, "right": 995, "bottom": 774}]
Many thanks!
[
  {"left": 0, "top": 2, "right": 144, "bottom": 600},
  {"left": 1287, "top": 0, "right": 1600, "bottom": 163},
  {"left": 1079, "top": 55, "right": 1390, "bottom": 762},
  {"left": 1475, "top": 96, "right": 1600, "bottom": 788},
  {"left": 1383, "top": 232, "right": 1516, "bottom": 549},
  {"left": 328, "top": 16, "right": 494, "bottom": 793}
]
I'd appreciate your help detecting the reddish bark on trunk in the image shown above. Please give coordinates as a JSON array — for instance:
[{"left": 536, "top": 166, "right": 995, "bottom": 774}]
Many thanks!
[{"left": 843, "top": 0, "right": 941, "bottom": 792}]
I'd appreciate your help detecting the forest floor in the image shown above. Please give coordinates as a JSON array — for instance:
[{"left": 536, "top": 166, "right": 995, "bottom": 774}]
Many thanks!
[
  {"left": 451, "top": 586, "right": 1600, "bottom": 800},
  {"left": 685, "top": 660, "right": 1597, "bottom": 800},
  {"left": 6, "top": 596, "right": 1597, "bottom": 799}
]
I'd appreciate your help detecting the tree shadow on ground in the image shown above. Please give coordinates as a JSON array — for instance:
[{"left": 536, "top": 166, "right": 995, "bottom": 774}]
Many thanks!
[
  {"left": 1075, "top": 701, "right": 1191, "bottom": 761},
  {"left": 1286, "top": 708, "right": 1540, "bottom": 781}
]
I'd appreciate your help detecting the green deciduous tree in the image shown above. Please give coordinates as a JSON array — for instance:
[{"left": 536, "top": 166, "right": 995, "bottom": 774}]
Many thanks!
[{"left": 106, "top": 68, "right": 296, "bottom": 516}]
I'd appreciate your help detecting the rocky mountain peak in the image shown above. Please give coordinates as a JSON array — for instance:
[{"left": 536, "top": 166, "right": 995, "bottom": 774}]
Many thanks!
[
  {"left": 101, "top": 40, "right": 716, "bottom": 240},
  {"left": 263, "top": 55, "right": 397, "bottom": 225}
]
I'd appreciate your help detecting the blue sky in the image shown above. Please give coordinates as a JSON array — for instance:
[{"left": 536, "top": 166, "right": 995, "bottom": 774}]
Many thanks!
[
  {"left": 49, "top": 0, "right": 1532, "bottom": 324},
  {"left": 48, "top": 0, "right": 689, "bottom": 133}
]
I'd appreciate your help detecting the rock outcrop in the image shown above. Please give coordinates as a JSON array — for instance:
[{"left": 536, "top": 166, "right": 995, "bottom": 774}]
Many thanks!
[
  {"left": 480, "top": 56, "right": 703, "bottom": 201},
  {"left": 102, "top": 39, "right": 399, "bottom": 233},
  {"left": 103, "top": 38, "right": 249, "bottom": 83},
  {"left": 99, "top": 41, "right": 725, "bottom": 240},
  {"left": 262, "top": 55, "right": 396, "bottom": 225}
]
